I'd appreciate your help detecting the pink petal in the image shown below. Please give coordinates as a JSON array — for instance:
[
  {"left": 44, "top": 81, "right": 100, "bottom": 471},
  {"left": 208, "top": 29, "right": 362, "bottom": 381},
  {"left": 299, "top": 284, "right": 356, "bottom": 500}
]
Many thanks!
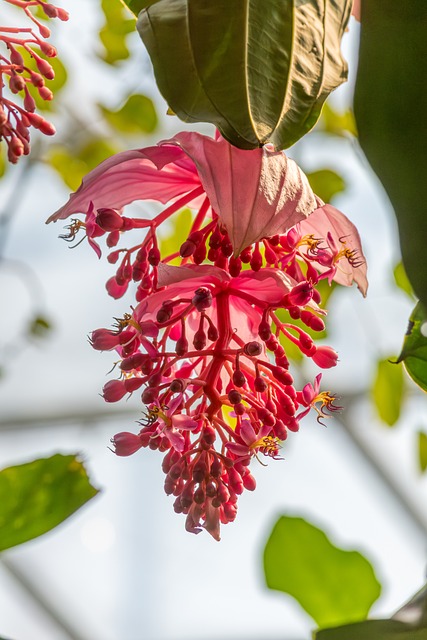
[
  {"left": 236, "top": 269, "right": 296, "bottom": 305},
  {"left": 203, "top": 501, "right": 221, "bottom": 541},
  {"left": 164, "top": 132, "right": 318, "bottom": 254},
  {"left": 172, "top": 415, "right": 199, "bottom": 431},
  {"left": 300, "top": 203, "right": 368, "bottom": 296},
  {"left": 352, "top": 0, "right": 360, "bottom": 21},
  {"left": 225, "top": 442, "right": 251, "bottom": 456},
  {"left": 157, "top": 262, "right": 230, "bottom": 288},
  {"left": 240, "top": 420, "right": 257, "bottom": 446},
  {"left": 47, "top": 145, "right": 201, "bottom": 223},
  {"left": 166, "top": 429, "right": 185, "bottom": 452}
]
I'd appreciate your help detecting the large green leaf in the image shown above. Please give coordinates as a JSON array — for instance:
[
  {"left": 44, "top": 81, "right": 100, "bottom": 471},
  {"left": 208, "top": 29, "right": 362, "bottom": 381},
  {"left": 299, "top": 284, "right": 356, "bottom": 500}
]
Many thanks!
[
  {"left": 0, "top": 454, "right": 99, "bottom": 551},
  {"left": 132, "top": 0, "right": 352, "bottom": 150},
  {"left": 354, "top": 2, "right": 427, "bottom": 308},
  {"left": 263, "top": 516, "right": 381, "bottom": 628},
  {"left": 397, "top": 302, "right": 427, "bottom": 393},
  {"left": 315, "top": 620, "right": 427, "bottom": 639},
  {"left": 372, "top": 357, "right": 405, "bottom": 427}
]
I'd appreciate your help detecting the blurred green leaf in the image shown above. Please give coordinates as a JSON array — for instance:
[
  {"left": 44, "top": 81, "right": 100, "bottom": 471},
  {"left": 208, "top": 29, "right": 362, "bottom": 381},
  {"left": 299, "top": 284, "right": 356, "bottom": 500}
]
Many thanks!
[
  {"left": 315, "top": 620, "right": 427, "bottom": 639},
  {"left": 0, "top": 454, "right": 99, "bottom": 551},
  {"left": 372, "top": 358, "right": 405, "bottom": 426},
  {"left": 48, "top": 138, "right": 119, "bottom": 190},
  {"left": 307, "top": 169, "right": 346, "bottom": 203},
  {"left": 397, "top": 302, "right": 427, "bottom": 392},
  {"left": 99, "top": 0, "right": 136, "bottom": 64},
  {"left": 0, "top": 144, "right": 7, "bottom": 178},
  {"left": 264, "top": 516, "right": 381, "bottom": 628},
  {"left": 394, "top": 262, "right": 415, "bottom": 299},
  {"left": 354, "top": 3, "right": 427, "bottom": 309},
  {"left": 317, "top": 102, "right": 357, "bottom": 137},
  {"left": 99, "top": 94, "right": 158, "bottom": 134},
  {"left": 28, "top": 315, "right": 52, "bottom": 339},
  {"left": 418, "top": 432, "right": 427, "bottom": 473},
  {"left": 158, "top": 208, "right": 193, "bottom": 264}
]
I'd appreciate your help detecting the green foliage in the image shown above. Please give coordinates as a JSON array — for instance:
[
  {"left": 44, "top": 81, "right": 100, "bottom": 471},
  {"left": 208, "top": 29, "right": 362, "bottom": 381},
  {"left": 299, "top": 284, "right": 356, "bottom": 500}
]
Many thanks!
[
  {"left": 27, "top": 315, "right": 53, "bottom": 339},
  {"left": 315, "top": 620, "right": 427, "bottom": 639},
  {"left": 307, "top": 169, "right": 346, "bottom": 203},
  {"left": 0, "top": 145, "right": 6, "bottom": 178},
  {"left": 397, "top": 303, "right": 427, "bottom": 393},
  {"left": 135, "top": 0, "right": 352, "bottom": 149},
  {"left": 0, "top": 455, "right": 99, "bottom": 551},
  {"left": 48, "top": 138, "right": 120, "bottom": 190},
  {"left": 393, "top": 262, "right": 415, "bottom": 299},
  {"left": 354, "top": 3, "right": 427, "bottom": 308},
  {"left": 99, "top": 94, "right": 158, "bottom": 134},
  {"left": 99, "top": 0, "right": 136, "bottom": 65},
  {"left": 316, "top": 102, "right": 357, "bottom": 138},
  {"left": 263, "top": 516, "right": 381, "bottom": 628},
  {"left": 372, "top": 358, "right": 405, "bottom": 426},
  {"left": 418, "top": 431, "right": 427, "bottom": 473}
]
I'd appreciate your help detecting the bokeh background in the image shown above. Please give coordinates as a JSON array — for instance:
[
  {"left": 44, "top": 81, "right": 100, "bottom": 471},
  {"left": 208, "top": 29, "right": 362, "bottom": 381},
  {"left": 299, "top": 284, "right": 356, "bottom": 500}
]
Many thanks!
[{"left": 1, "top": 2, "right": 426, "bottom": 639}]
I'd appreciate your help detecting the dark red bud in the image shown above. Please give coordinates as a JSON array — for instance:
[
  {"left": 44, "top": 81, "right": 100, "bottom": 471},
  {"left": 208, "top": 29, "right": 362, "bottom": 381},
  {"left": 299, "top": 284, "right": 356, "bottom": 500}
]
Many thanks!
[
  {"left": 254, "top": 376, "right": 268, "bottom": 393},
  {"left": 96, "top": 208, "right": 123, "bottom": 231},
  {"left": 228, "top": 389, "right": 242, "bottom": 405},
  {"left": 232, "top": 370, "right": 247, "bottom": 387},
  {"left": 243, "top": 341, "right": 263, "bottom": 357},
  {"left": 192, "top": 287, "right": 212, "bottom": 311}
]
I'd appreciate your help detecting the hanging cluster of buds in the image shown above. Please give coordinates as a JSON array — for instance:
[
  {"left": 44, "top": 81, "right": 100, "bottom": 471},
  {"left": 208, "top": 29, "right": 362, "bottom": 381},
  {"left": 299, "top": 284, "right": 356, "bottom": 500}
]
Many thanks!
[
  {"left": 0, "top": 0, "right": 68, "bottom": 163},
  {"left": 49, "top": 131, "right": 367, "bottom": 540}
]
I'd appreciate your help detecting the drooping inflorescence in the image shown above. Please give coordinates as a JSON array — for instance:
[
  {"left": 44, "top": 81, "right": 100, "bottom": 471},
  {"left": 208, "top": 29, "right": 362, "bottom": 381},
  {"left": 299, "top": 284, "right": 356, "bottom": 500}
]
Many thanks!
[
  {"left": 0, "top": 0, "right": 68, "bottom": 162},
  {"left": 49, "top": 131, "right": 367, "bottom": 540}
]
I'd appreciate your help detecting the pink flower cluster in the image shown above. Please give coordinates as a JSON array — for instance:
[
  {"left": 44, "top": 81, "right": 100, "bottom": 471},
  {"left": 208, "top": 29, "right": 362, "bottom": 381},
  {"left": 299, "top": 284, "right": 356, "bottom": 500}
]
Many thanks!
[
  {"left": 0, "top": 0, "right": 68, "bottom": 163},
  {"left": 49, "top": 131, "right": 367, "bottom": 540}
]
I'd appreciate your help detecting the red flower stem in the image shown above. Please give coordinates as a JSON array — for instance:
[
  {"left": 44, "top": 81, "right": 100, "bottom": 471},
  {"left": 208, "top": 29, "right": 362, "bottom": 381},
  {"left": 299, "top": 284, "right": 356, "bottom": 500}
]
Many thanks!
[{"left": 152, "top": 186, "right": 205, "bottom": 228}]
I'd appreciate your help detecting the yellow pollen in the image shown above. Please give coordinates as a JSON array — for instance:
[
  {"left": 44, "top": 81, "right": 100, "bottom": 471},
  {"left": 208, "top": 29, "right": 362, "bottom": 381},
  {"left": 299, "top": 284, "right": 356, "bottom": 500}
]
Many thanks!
[{"left": 298, "top": 234, "right": 321, "bottom": 251}]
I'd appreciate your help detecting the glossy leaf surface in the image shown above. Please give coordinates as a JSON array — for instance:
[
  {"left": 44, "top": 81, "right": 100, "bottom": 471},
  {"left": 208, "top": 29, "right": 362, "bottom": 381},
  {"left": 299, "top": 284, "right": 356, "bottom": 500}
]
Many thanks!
[
  {"left": 372, "top": 357, "right": 404, "bottom": 426},
  {"left": 263, "top": 516, "right": 381, "bottom": 628},
  {"left": 315, "top": 620, "right": 427, "bottom": 639},
  {"left": 132, "top": 0, "right": 352, "bottom": 149},
  {"left": 0, "top": 454, "right": 99, "bottom": 551},
  {"left": 354, "top": 2, "right": 427, "bottom": 307},
  {"left": 397, "top": 303, "right": 427, "bottom": 393}
]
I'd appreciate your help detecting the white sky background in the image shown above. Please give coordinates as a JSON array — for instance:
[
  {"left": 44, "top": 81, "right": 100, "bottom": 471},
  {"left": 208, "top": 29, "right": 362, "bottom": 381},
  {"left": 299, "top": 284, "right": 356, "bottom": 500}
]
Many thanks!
[{"left": 1, "top": 3, "right": 427, "bottom": 640}]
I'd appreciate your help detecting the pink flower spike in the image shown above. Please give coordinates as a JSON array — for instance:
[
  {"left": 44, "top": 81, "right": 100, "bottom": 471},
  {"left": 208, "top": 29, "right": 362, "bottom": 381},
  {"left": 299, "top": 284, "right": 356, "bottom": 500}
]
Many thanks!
[
  {"left": 299, "top": 203, "right": 368, "bottom": 296},
  {"left": 163, "top": 132, "right": 318, "bottom": 255}
]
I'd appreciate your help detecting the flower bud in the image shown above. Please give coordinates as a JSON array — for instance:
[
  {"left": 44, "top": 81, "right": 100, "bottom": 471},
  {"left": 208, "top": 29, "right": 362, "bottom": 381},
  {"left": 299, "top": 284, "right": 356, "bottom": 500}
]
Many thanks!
[
  {"left": 243, "top": 341, "right": 263, "bottom": 357},
  {"left": 192, "top": 287, "right": 213, "bottom": 311},
  {"left": 96, "top": 208, "right": 124, "bottom": 231}
]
